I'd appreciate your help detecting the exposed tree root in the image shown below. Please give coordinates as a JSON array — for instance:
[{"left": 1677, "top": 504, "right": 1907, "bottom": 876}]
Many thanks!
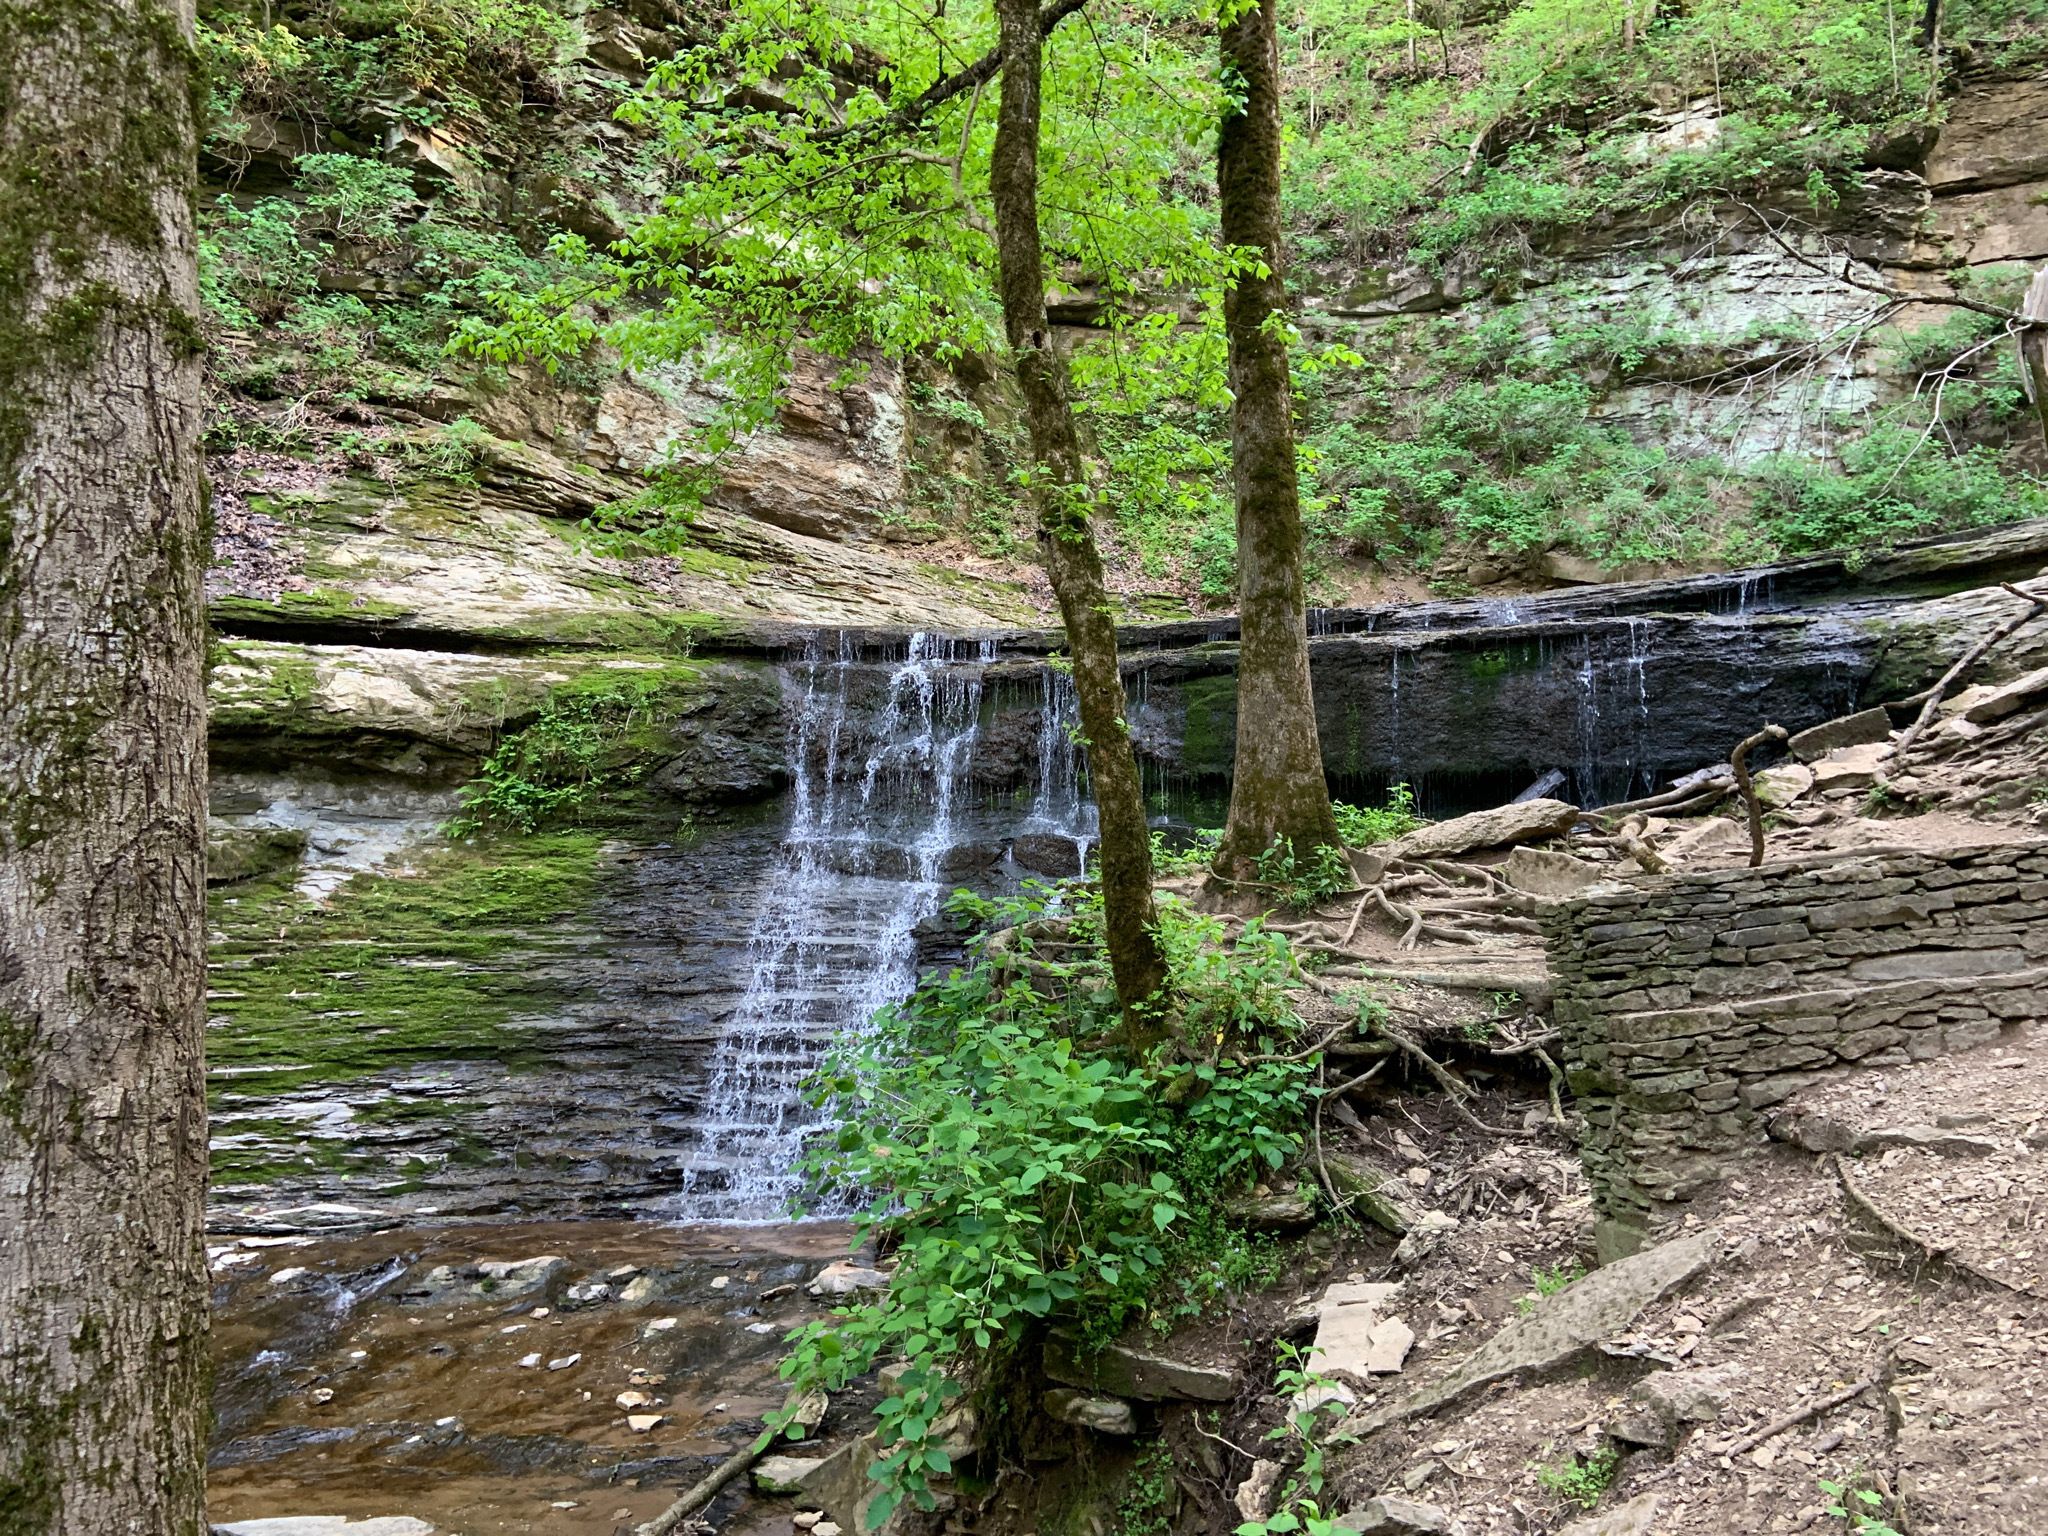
[{"left": 1836, "top": 1154, "right": 2023, "bottom": 1293}]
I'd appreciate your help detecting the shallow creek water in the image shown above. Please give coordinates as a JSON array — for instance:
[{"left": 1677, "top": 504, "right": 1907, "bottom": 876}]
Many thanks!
[{"left": 208, "top": 1220, "right": 858, "bottom": 1534}]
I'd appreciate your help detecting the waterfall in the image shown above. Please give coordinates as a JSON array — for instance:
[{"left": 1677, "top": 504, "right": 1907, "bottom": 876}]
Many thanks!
[
  {"left": 1022, "top": 664, "right": 1094, "bottom": 867},
  {"left": 674, "top": 633, "right": 996, "bottom": 1223}
]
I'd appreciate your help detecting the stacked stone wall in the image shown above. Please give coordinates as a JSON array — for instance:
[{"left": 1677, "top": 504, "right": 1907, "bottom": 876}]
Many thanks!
[{"left": 1543, "top": 841, "right": 2048, "bottom": 1251}]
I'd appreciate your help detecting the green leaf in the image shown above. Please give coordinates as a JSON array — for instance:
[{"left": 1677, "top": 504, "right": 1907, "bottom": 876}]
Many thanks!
[{"left": 1153, "top": 1202, "right": 1177, "bottom": 1230}]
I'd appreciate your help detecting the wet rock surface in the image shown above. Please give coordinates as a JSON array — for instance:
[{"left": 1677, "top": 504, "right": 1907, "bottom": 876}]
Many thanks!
[{"left": 208, "top": 1220, "right": 859, "bottom": 1536}]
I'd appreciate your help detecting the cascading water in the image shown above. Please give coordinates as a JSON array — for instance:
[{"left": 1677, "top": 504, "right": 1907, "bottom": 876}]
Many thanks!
[
  {"left": 674, "top": 633, "right": 998, "bottom": 1223},
  {"left": 1022, "top": 664, "right": 1094, "bottom": 866}
]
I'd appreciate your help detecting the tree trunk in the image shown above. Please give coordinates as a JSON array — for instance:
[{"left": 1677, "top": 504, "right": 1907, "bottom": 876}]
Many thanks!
[
  {"left": 1213, "top": 0, "right": 1342, "bottom": 883},
  {"left": 2020, "top": 264, "right": 2048, "bottom": 450},
  {"left": 990, "top": 0, "right": 1168, "bottom": 1022},
  {"left": 0, "top": 2, "right": 211, "bottom": 1532}
]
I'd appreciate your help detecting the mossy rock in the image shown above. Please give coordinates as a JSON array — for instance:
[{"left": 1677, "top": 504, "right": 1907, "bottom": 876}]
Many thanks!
[{"left": 206, "top": 825, "right": 309, "bottom": 885}]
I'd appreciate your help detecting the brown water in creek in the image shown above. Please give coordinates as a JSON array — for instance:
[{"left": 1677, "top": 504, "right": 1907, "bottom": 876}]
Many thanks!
[{"left": 208, "top": 1219, "right": 860, "bottom": 1534}]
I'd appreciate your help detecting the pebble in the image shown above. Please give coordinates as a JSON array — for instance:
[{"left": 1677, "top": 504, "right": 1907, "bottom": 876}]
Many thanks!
[
  {"left": 793, "top": 1513, "right": 822, "bottom": 1530},
  {"left": 548, "top": 1354, "right": 582, "bottom": 1371},
  {"left": 747, "top": 1322, "right": 778, "bottom": 1335},
  {"left": 627, "top": 1413, "right": 666, "bottom": 1433},
  {"left": 617, "top": 1391, "right": 655, "bottom": 1410},
  {"left": 711, "top": 1277, "right": 730, "bottom": 1291},
  {"left": 269, "top": 1267, "right": 309, "bottom": 1285},
  {"left": 531, "top": 1307, "right": 550, "bottom": 1319},
  {"left": 311, "top": 1388, "right": 335, "bottom": 1405},
  {"left": 645, "top": 1317, "right": 679, "bottom": 1333},
  {"left": 813, "top": 1523, "right": 843, "bottom": 1536},
  {"left": 551, "top": 1502, "right": 578, "bottom": 1511},
  {"left": 518, "top": 1353, "right": 542, "bottom": 1368},
  {"left": 349, "top": 1350, "right": 367, "bottom": 1359}
]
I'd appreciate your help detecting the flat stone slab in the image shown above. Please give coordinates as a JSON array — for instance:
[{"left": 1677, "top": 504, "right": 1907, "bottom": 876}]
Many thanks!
[
  {"left": 1351, "top": 1230, "right": 1720, "bottom": 1433},
  {"left": 1341, "top": 1495, "right": 1467, "bottom": 1534},
  {"left": 215, "top": 1521, "right": 434, "bottom": 1536},
  {"left": 1380, "top": 799, "right": 1580, "bottom": 863},
  {"left": 1310, "top": 1281, "right": 1401, "bottom": 1379},
  {"left": 1044, "top": 1333, "right": 1242, "bottom": 1402}
]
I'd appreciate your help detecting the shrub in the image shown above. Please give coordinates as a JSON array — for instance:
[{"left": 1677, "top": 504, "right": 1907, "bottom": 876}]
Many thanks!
[{"left": 778, "top": 890, "right": 1315, "bottom": 1528}]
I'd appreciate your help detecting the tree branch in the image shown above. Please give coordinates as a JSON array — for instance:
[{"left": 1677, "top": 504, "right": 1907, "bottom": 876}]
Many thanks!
[{"left": 814, "top": 0, "right": 1091, "bottom": 149}]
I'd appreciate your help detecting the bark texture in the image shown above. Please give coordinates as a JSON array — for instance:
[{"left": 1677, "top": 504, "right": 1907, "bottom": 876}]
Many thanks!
[
  {"left": 0, "top": 2, "right": 211, "bottom": 1532},
  {"left": 990, "top": 0, "right": 1167, "bottom": 1018},
  {"left": 1213, "top": 0, "right": 1342, "bottom": 881}
]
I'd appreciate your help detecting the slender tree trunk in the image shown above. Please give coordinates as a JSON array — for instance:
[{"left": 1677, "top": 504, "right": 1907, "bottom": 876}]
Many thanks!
[
  {"left": 990, "top": 0, "right": 1167, "bottom": 1022},
  {"left": 0, "top": 2, "right": 212, "bottom": 1532},
  {"left": 1213, "top": 0, "right": 1341, "bottom": 883}
]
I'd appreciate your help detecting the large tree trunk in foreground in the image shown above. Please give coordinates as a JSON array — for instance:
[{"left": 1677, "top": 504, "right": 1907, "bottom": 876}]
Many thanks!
[
  {"left": 991, "top": 0, "right": 1168, "bottom": 1022},
  {"left": 0, "top": 2, "right": 212, "bottom": 1531},
  {"left": 1213, "top": 0, "right": 1342, "bottom": 882}
]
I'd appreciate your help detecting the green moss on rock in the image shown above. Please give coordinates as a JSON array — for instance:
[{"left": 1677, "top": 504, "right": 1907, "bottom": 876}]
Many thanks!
[{"left": 205, "top": 831, "right": 604, "bottom": 1103}]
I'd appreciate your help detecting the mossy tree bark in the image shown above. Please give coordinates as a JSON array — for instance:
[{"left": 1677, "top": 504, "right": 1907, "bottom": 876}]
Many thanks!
[
  {"left": 0, "top": 1, "right": 211, "bottom": 1531},
  {"left": 1212, "top": 0, "right": 1342, "bottom": 882},
  {"left": 990, "top": 0, "right": 1168, "bottom": 1024}
]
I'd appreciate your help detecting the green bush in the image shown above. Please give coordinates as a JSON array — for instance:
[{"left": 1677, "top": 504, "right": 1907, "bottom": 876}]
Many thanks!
[
  {"left": 452, "top": 671, "right": 693, "bottom": 833},
  {"left": 778, "top": 890, "right": 1315, "bottom": 1528},
  {"left": 1332, "top": 784, "right": 1423, "bottom": 848}
]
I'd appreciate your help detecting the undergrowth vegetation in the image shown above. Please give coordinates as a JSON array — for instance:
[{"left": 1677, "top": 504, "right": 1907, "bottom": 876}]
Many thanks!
[
  {"left": 776, "top": 886, "right": 1318, "bottom": 1527},
  {"left": 450, "top": 666, "right": 704, "bottom": 833}
]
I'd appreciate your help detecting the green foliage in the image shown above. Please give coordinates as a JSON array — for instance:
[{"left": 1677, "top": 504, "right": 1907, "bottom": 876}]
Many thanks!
[
  {"left": 1516, "top": 1260, "right": 1586, "bottom": 1312},
  {"left": 1233, "top": 1345, "right": 1362, "bottom": 1536},
  {"left": 199, "top": 148, "right": 557, "bottom": 412},
  {"left": 451, "top": 668, "right": 700, "bottom": 833},
  {"left": 776, "top": 890, "right": 1314, "bottom": 1529},
  {"left": 1116, "top": 1442, "right": 1177, "bottom": 1536},
  {"left": 1332, "top": 784, "right": 1423, "bottom": 849},
  {"left": 198, "top": 0, "right": 575, "bottom": 144},
  {"left": 1150, "top": 826, "right": 1223, "bottom": 878},
  {"left": 1535, "top": 1445, "right": 1619, "bottom": 1509},
  {"left": 1255, "top": 836, "right": 1353, "bottom": 912},
  {"left": 458, "top": 0, "right": 1228, "bottom": 531},
  {"left": 1819, "top": 1478, "right": 1905, "bottom": 1536}
]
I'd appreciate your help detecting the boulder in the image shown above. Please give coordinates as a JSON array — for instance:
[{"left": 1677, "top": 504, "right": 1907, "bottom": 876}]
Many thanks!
[
  {"left": 1946, "top": 666, "right": 2048, "bottom": 725},
  {"left": 1751, "top": 763, "right": 1814, "bottom": 808},
  {"left": 756, "top": 1455, "right": 829, "bottom": 1494},
  {"left": 207, "top": 825, "right": 308, "bottom": 885},
  {"left": 1222, "top": 1190, "right": 1318, "bottom": 1233},
  {"left": 808, "top": 1261, "right": 890, "bottom": 1297},
  {"left": 1379, "top": 800, "right": 1579, "bottom": 863},
  {"left": 1658, "top": 817, "right": 1748, "bottom": 865},
  {"left": 1608, "top": 1363, "right": 1742, "bottom": 1450},
  {"left": 1011, "top": 831, "right": 1087, "bottom": 878},
  {"left": 1043, "top": 1333, "right": 1242, "bottom": 1402},
  {"left": 1789, "top": 707, "right": 1894, "bottom": 759},
  {"left": 1557, "top": 1492, "right": 1663, "bottom": 1536},
  {"left": 1811, "top": 743, "right": 1889, "bottom": 793},
  {"left": 1305, "top": 1280, "right": 1403, "bottom": 1384},
  {"left": 1043, "top": 1387, "right": 1138, "bottom": 1436},
  {"left": 1233, "top": 1459, "right": 1285, "bottom": 1521},
  {"left": 1501, "top": 846, "right": 1602, "bottom": 898}
]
